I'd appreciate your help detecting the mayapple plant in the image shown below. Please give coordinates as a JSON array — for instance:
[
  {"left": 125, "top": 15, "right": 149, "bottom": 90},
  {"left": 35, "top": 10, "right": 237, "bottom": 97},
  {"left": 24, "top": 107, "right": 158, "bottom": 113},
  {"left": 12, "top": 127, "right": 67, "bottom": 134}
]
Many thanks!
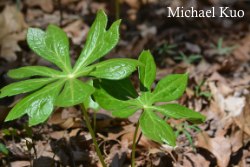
[
  {"left": 0, "top": 9, "right": 143, "bottom": 126},
  {"left": 93, "top": 50, "right": 206, "bottom": 147}
]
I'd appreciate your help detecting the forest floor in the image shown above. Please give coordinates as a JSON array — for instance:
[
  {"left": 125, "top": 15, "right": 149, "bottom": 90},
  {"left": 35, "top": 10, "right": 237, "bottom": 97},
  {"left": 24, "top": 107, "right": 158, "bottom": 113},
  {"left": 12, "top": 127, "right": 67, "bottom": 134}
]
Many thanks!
[{"left": 0, "top": 0, "right": 250, "bottom": 166}]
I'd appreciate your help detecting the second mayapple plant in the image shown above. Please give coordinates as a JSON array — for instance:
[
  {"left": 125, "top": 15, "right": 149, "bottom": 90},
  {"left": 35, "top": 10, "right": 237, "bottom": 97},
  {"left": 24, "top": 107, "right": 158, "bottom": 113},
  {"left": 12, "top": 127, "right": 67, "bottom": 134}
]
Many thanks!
[
  {"left": 93, "top": 50, "right": 206, "bottom": 146},
  {"left": 0, "top": 9, "right": 144, "bottom": 126}
]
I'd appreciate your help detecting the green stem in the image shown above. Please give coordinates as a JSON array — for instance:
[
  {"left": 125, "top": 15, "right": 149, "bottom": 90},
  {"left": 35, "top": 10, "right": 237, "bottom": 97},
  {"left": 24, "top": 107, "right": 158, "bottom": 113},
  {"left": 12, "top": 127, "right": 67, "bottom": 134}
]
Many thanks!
[
  {"left": 131, "top": 122, "right": 140, "bottom": 167},
  {"left": 115, "top": 0, "right": 120, "bottom": 20},
  {"left": 94, "top": 111, "right": 97, "bottom": 133},
  {"left": 80, "top": 103, "right": 106, "bottom": 167}
]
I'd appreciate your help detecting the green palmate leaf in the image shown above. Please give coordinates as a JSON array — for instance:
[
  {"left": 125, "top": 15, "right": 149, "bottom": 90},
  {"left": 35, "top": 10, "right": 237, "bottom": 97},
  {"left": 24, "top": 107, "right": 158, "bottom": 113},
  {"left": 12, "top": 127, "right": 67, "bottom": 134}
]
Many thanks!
[
  {"left": 138, "top": 50, "right": 156, "bottom": 102},
  {"left": 149, "top": 73, "right": 188, "bottom": 104},
  {"left": 1, "top": 9, "right": 144, "bottom": 125},
  {"left": 150, "top": 103, "right": 206, "bottom": 124},
  {"left": 93, "top": 50, "right": 206, "bottom": 146},
  {"left": 73, "top": 10, "right": 121, "bottom": 74},
  {"left": 0, "top": 78, "right": 58, "bottom": 98},
  {"left": 140, "top": 108, "right": 176, "bottom": 146},
  {"left": 55, "top": 79, "right": 95, "bottom": 107},
  {"left": 83, "top": 80, "right": 100, "bottom": 111},
  {"left": 27, "top": 24, "right": 72, "bottom": 73},
  {"left": 5, "top": 80, "right": 65, "bottom": 125},
  {"left": 0, "top": 143, "right": 8, "bottom": 155},
  {"left": 93, "top": 78, "right": 139, "bottom": 110},
  {"left": 87, "top": 58, "right": 144, "bottom": 80},
  {"left": 8, "top": 66, "right": 64, "bottom": 79},
  {"left": 112, "top": 106, "right": 141, "bottom": 118}
]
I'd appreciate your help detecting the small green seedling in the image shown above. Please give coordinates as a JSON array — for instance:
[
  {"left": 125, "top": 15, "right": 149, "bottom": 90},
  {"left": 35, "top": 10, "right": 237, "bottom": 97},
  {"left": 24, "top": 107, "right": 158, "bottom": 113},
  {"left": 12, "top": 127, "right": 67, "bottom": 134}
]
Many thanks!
[
  {"left": 155, "top": 41, "right": 177, "bottom": 55},
  {"left": 2, "top": 125, "right": 37, "bottom": 159},
  {"left": 0, "top": 143, "right": 9, "bottom": 156},
  {"left": 93, "top": 50, "right": 206, "bottom": 147},
  {"left": 174, "top": 123, "right": 205, "bottom": 150},
  {"left": 195, "top": 77, "right": 213, "bottom": 97},
  {"left": 211, "top": 37, "right": 238, "bottom": 56},
  {"left": 174, "top": 51, "right": 202, "bottom": 64},
  {"left": 0, "top": 9, "right": 143, "bottom": 126}
]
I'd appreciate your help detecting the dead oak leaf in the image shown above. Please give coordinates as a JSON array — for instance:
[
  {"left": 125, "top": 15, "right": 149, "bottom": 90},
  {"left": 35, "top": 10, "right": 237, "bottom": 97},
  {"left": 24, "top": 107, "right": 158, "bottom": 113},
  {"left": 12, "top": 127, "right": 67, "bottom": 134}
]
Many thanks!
[
  {"left": 25, "top": 0, "right": 54, "bottom": 13},
  {"left": 196, "top": 130, "right": 231, "bottom": 167}
]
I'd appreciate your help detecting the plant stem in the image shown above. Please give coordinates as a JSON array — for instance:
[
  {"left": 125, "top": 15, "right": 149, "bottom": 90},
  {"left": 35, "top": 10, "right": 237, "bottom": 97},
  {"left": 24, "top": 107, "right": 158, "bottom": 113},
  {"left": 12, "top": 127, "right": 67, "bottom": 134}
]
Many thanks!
[
  {"left": 94, "top": 111, "right": 97, "bottom": 133},
  {"left": 131, "top": 122, "right": 140, "bottom": 167},
  {"left": 115, "top": 0, "right": 120, "bottom": 20},
  {"left": 80, "top": 103, "right": 106, "bottom": 167}
]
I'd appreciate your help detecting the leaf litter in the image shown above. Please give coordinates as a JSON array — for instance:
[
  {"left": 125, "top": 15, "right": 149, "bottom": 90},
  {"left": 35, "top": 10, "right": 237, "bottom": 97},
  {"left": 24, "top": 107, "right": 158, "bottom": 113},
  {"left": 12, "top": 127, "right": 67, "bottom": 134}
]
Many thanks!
[{"left": 0, "top": 0, "right": 250, "bottom": 166}]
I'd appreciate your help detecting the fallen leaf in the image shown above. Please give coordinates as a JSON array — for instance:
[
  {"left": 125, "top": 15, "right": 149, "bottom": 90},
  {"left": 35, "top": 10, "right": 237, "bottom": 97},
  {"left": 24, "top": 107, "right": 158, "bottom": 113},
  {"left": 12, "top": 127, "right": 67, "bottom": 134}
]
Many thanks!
[
  {"left": 25, "top": 0, "right": 54, "bottom": 13},
  {"left": 196, "top": 130, "right": 231, "bottom": 167}
]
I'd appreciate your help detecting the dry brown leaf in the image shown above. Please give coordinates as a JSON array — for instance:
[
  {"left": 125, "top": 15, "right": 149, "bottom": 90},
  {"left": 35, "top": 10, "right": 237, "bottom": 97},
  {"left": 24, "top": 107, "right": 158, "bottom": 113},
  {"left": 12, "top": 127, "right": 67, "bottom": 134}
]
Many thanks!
[
  {"left": 217, "top": 82, "right": 233, "bottom": 97},
  {"left": 183, "top": 151, "right": 210, "bottom": 167},
  {"left": 196, "top": 130, "right": 231, "bottom": 167},
  {"left": 224, "top": 121, "right": 243, "bottom": 153},
  {"left": 25, "top": 0, "right": 54, "bottom": 13},
  {"left": 207, "top": 71, "right": 227, "bottom": 84},
  {"left": 232, "top": 33, "right": 250, "bottom": 62},
  {"left": 47, "top": 107, "right": 78, "bottom": 129},
  {"left": 0, "top": 5, "right": 27, "bottom": 38},
  {"left": 121, "top": 128, "right": 160, "bottom": 151},
  {"left": 11, "top": 161, "right": 30, "bottom": 167},
  {"left": 0, "top": 5, "right": 27, "bottom": 61},
  {"left": 234, "top": 93, "right": 250, "bottom": 136},
  {"left": 63, "top": 20, "right": 90, "bottom": 45},
  {"left": 209, "top": 82, "right": 225, "bottom": 118}
]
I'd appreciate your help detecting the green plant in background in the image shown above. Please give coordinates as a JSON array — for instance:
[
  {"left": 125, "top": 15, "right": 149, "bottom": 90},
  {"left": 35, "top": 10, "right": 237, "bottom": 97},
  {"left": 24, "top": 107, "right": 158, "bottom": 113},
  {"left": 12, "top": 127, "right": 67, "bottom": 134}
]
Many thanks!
[
  {"left": 155, "top": 41, "right": 177, "bottom": 55},
  {"left": 0, "top": 142, "right": 9, "bottom": 166},
  {"left": 211, "top": 37, "right": 238, "bottom": 56},
  {"left": 174, "top": 123, "right": 205, "bottom": 150},
  {"left": 194, "top": 77, "right": 213, "bottom": 97},
  {"left": 93, "top": 50, "right": 206, "bottom": 166},
  {"left": 174, "top": 51, "right": 202, "bottom": 64},
  {"left": 0, "top": 9, "right": 145, "bottom": 167},
  {"left": 2, "top": 125, "right": 37, "bottom": 163},
  {"left": 0, "top": 143, "right": 8, "bottom": 156}
]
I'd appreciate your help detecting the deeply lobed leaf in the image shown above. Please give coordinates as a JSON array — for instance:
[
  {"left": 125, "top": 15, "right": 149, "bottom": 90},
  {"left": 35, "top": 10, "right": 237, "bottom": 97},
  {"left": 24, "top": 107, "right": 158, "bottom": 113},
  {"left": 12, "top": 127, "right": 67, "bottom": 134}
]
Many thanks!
[
  {"left": 93, "top": 50, "right": 206, "bottom": 146},
  {"left": 1, "top": 9, "right": 144, "bottom": 125}
]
